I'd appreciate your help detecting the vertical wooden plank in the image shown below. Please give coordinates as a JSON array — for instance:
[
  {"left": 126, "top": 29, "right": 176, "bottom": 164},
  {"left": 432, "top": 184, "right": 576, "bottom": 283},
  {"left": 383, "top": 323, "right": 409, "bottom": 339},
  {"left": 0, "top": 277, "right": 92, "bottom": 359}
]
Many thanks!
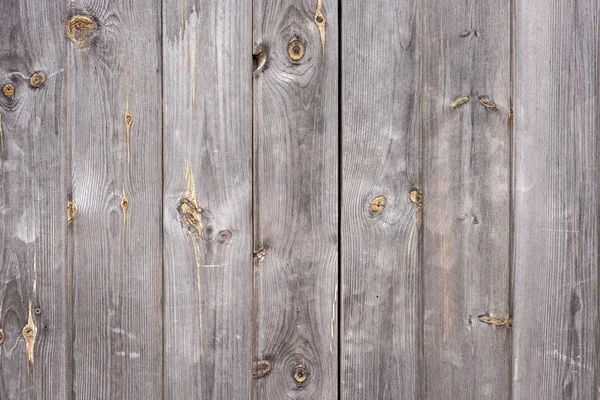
[
  {"left": 421, "top": 1, "right": 512, "bottom": 398},
  {"left": 67, "top": 1, "right": 163, "bottom": 398},
  {"left": 341, "top": 0, "right": 421, "bottom": 398},
  {"left": 512, "top": 0, "right": 598, "bottom": 398},
  {"left": 162, "top": 1, "right": 253, "bottom": 398},
  {"left": 253, "top": 0, "right": 338, "bottom": 398},
  {"left": 0, "top": 1, "right": 68, "bottom": 398}
]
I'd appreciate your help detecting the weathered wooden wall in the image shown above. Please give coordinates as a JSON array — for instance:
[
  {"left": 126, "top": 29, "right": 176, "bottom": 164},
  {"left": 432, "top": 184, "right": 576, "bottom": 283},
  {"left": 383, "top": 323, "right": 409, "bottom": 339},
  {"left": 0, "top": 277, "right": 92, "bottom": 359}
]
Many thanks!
[
  {"left": 512, "top": 0, "right": 599, "bottom": 398},
  {"left": 0, "top": 0, "right": 598, "bottom": 399}
]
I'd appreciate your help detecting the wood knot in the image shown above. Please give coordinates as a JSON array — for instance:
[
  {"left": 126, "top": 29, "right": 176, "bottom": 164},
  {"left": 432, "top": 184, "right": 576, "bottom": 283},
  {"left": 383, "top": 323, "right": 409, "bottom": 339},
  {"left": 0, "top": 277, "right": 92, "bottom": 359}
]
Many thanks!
[
  {"left": 177, "top": 197, "right": 203, "bottom": 237},
  {"left": 369, "top": 196, "right": 386, "bottom": 215},
  {"left": 0, "top": 329, "right": 4, "bottom": 345},
  {"left": 29, "top": 72, "right": 46, "bottom": 88},
  {"left": 120, "top": 194, "right": 129, "bottom": 212},
  {"left": 66, "top": 15, "right": 96, "bottom": 47},
  {"left": 2, "top": 83, "right": 15, "bottom": 98},
  {"left": 67, "top": 201, "right": 77, "bottom": 224},
  {"left": 288, "top": 37, "right": 305, "bottom": 61},
  {"left": 293, "top": 363, "right": 309, "bottom": 384},
  {"left": 22, "top": 302, "right": 37, "bottom": 364},
  {"left": 451, "top": 96, "right": 469, "bottom": 109},
  {"left": 409, "top": 189, "right": 422, "bottom": 206},
  {"left": 252, "top": 359, "right": 271, "bottom": 379},
  {"left": 253, "top": 43, "right": 269, "bottom": 73},
  {"left": 254, "top": 248, "right": 266, "bottom": 261},
  {"left": 125, "top": 112, "right": 133, "bottom": 128},
  {"left": 218, "top": 230, "right": 232, "bottom": 242},
  {"left": 478, "top": 97, "right": 499, "bottom": 111},
  {"left": 478, "top": 314, "right": 512, "bottom": 328}
]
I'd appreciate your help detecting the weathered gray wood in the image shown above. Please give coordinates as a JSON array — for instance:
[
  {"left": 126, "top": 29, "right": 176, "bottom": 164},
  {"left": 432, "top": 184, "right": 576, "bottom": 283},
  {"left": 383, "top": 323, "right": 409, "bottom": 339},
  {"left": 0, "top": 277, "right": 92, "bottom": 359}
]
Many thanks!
[
  {"left": 0, "top": 1, "right": 69, "bottom": 398},
  {"left": 421, "top": 1, "right": 512, "bottom": 399},
  {"left": 512, "top": 1, "right": 598, "bottom": 398},
  {"left": 253, "top": 0, "right": 338, "bottom": 398},
  {"left": 67, "top": 1, "right": 163, "bottom": 398},
  {"left": 340, "top": 1, "right": 421, "bottom": 398},
  {"left": 162, "top": 1, "right": 253, "bottom": 398}
]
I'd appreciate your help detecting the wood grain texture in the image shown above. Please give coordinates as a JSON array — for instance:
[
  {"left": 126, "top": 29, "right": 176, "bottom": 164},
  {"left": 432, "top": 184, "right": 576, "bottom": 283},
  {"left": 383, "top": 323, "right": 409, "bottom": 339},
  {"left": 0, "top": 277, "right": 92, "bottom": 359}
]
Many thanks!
[
  {"left": 0, "top": 1, "right": 69, "bottom": 398},
  {"left": 67, "top": 1, "right": 163, "bottom": 398},
  {"left": 512, "top": 0, "right": 599, "bottom": 398},
  {"left": 340, "top": 0, "right": 421, "bottom": 398},
  {"left": 162, "top": 1, "right": 253, "bottom": 398},
  {"left": 421, "top": 1, "right": 512, "bottom": 399},
  {"left": 253, "top": 0, "right": 338, "bottom": 398}
]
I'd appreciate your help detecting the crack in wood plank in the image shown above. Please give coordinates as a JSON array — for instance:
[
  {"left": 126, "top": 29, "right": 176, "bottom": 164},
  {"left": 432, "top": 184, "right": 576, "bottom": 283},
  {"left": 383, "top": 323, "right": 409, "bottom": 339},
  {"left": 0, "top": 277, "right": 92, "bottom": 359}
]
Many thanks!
[{"left": 314, "top": 0, "right": 326, "bottom": 55}]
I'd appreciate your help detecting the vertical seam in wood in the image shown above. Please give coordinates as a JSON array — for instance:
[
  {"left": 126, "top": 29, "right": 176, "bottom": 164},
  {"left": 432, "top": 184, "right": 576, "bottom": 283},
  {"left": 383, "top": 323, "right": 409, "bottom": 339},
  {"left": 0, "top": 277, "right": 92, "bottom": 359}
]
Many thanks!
[
  {"left": 595, "top": 10, "right": 600, "bottom": 394},
  {"left": 251, "top": 1, "right": 258, "bottom": 398},
  {"left": 65, "top": 18, "right": 75, "bottom": 400},
  {"left": 418, "top": 0, "right": 425, "bottom": 398},
  {"left": 591, "top": 0, "right": 600, "bottom": 395},
  {"left": 337, "top": 0, "right": 343, "bottom": 398},
  {"left": 508, "top": 0, "right": 516, "bottom": 398},
  {"left": 160, "top": 0, "right": 165, "bottom": 397}
]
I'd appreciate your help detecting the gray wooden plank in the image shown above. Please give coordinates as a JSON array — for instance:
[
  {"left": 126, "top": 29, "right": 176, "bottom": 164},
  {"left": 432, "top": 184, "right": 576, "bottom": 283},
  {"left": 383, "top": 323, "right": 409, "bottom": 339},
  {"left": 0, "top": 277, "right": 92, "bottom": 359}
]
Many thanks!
[
  {"left": 0, "top": 1, "right": 69, "bottom": 398},
  {"left": 340, "top": 0, "right": 421, "bottom": 398},
  {"left": 252, "top": 0, "right": 338, "bottom": 398},
  {"left": 162, "top": 1, "right": 253, "bottom": 398},
  {"left": 512, "top": 0, "right": 599, "bottom": 398},
  {"left": 67, "top": 1, "right": 163, "bottom": 398},
  {"left": 421, "top": 1, "right": 513, "bottom": 398}
]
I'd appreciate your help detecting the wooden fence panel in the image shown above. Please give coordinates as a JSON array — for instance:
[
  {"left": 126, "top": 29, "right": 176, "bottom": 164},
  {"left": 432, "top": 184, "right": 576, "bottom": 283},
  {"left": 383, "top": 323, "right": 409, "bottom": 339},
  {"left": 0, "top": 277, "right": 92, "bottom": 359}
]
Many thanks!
[
  {"left": 340, "top": 0, "right": 422, "bottom": 398},
  {"left": 421, "top": 1, "right": 512, "bottom": 399},
  {"left": 162, "top": 0, "right": 253, "bottom": 398},
  {"left": 0, "top": 1, "right": 68, "bottom": 399},
  {"left": 68, "top": 1, "right": 163, "bottom": 398},
  {"left": 512, "top": 0, "right": 599, "bottom": 398},
  {"left": 1, "top": 2, "right": 600, "bottom": 399},
  {"left": 252, "top": 0, "right": 339, "bottom": 398}
]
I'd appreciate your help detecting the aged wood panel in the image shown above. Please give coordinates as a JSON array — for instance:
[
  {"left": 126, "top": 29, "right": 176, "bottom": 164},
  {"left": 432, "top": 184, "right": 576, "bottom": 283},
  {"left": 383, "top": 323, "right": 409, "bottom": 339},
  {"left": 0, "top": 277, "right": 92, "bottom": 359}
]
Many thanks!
[
  {"left": 252, "top": 0, "right": 338, "bottom": 398},
  {"left": 162, "top": 1, "right": 253, "bottom": 398},
  {"left": 67, "top": 1, "right": 163, "bottom": 398},
  {"left": 0, "top": 1, "right": 69, "bottom": 398},
  {"left": 340, "top": 0, "right": 421, "bottom": 398},
  {"left": 421, "top": 0, "right": 512, "bottom": 398},
  {"left": 512, "top": 0, "right": 599, "bottom": 398}
]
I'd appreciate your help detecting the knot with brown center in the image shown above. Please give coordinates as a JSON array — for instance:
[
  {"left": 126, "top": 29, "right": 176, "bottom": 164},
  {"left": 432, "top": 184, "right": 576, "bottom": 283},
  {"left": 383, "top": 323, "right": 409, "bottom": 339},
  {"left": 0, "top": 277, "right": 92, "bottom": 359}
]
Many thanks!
[
  {"left": 288, "top": 37, "right": 305, "bottom": 61},
  {"left": 29, "top": 72, "right": 46, "bottom": 88},
  {"left": 2, "top": 83, "right": 15, "bottom": 98},
  {"left": 293, "top": 363, "right": 309, "bottom": 384},
  {"left": 66, "top": 15, "right": 96, "bottom": 47}
]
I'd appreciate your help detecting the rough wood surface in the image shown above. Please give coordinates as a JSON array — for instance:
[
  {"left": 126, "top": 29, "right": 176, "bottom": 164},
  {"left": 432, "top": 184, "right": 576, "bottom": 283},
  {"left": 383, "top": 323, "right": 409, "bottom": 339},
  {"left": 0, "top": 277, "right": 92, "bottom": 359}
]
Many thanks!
[
  {"left": 0, "top": 1, "right": 68, "bottom": 398},
  {"left": 252, "top": 0, "right": 338, "bottom": 398},
  {"left": 512, "top": 1, "right": 599, "bottom": 398},
  {"left": 162, "top": 1, "right": 253, "bottom": 398},
  {"left": 340, "top": 0, "right": 421, "bottom": 398},
  {"left": 1, "top": 2, "right": 600, "bottom": 398},
  {"left": 421, "top": 1, "right": 512, "bottom": 399},
  {"left": 68, "top": 1, "right": 163, "bottom": 398}
]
